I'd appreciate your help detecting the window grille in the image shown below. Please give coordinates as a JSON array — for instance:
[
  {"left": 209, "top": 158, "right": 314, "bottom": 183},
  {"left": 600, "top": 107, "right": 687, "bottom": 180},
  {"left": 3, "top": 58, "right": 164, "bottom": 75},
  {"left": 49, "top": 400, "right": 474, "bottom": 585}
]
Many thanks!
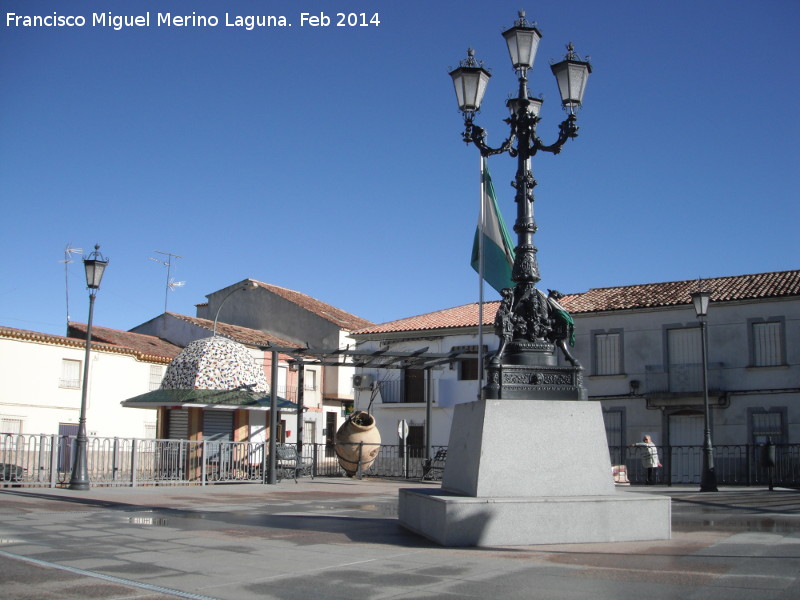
[
  {"left": 752, "top": 321, "right": 783, "bottom": 367},
  {"left": 595, "top": 332, "right": 621, "bottom": 375},
  {"left": 59, "top": 359, "right": 81, "bottom": 389},
  {"left": 149, "top": 365, "right": 164, "bottom": 391},
  {"left": 0, "top": 417, "right": 23, "bottom": 434},
  {"left": 304, "top": 370, "right": 317, "bottom": 390}
]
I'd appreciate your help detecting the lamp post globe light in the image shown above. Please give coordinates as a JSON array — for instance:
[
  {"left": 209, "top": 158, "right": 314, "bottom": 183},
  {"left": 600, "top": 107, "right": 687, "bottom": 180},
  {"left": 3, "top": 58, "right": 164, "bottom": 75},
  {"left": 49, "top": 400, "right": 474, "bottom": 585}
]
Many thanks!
[
  {"left": 690, "top": 289, "right": 719, "bottom": 492},
  {"left": 449, "top": 11, "right": 591, "bottom": 400},
  {"left": 69, "top": 244, "right": 108, "bottom": 491}
]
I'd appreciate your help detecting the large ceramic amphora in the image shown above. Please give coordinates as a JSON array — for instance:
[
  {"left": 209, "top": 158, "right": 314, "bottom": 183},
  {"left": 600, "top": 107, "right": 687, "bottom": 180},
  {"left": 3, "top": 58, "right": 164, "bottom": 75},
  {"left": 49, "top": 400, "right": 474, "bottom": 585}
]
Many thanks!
[{"left": 335, "top": 411, "right": 381, "bottom": 476}]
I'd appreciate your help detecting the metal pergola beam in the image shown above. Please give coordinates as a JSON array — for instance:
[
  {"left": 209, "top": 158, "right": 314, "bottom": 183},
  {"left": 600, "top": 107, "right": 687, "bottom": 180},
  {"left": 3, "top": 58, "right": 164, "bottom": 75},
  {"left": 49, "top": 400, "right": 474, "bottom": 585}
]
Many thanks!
[{"left": 256, "top": 344, "right": 476, "bottom": 370}]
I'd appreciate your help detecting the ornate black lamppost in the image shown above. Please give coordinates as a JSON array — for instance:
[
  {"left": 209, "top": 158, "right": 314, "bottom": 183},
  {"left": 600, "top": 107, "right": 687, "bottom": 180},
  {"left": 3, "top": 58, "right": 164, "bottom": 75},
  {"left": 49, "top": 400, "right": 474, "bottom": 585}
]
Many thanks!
[
  {"left": 690, "top": 289, "right": 719, "bottom": 492},
  {"left": 69, "top": 244, "right": 108, "bottom": 491},
  {"left": 449, "top": 11, "right": 591, "bottom": 400}
]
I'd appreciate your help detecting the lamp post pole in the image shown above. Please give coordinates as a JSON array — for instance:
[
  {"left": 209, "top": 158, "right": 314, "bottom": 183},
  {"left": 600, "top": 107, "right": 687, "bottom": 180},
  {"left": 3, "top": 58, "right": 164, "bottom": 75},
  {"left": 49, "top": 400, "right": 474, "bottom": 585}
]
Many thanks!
[
  {"left": 69, "top": 245, "right": 108, "bottom": 491},
  {"left": 691, "top": 290, "right": 718, "bottom": 492},
  {"left": 212, "top": 280, "right": 258, "bottom": 336},
  {"left": 449, "top": 11, "right": 591, "bottom": 400}
]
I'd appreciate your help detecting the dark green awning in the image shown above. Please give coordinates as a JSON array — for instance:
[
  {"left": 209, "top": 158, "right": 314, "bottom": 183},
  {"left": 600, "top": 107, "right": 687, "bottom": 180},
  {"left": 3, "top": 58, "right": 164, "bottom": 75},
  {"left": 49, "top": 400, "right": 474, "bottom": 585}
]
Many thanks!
[{"left": 122, "top": 388, "right": 299, "bottom": 411}]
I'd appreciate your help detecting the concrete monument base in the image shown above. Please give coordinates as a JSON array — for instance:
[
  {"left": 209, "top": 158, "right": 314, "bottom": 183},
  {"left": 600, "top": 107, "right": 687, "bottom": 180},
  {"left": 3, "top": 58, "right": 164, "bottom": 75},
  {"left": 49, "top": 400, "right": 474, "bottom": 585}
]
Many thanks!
[{"left": 398, "top": 398, "right": 671, "bottom": 546}]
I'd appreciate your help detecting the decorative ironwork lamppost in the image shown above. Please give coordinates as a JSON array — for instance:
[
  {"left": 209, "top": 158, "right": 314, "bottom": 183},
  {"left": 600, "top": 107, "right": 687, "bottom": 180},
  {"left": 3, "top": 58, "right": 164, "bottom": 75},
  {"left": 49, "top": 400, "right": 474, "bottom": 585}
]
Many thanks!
[
  {"left": 690, "top": 289, "right": 719, "bottom": 492},
  {"left": 69, "top": 244, "right": 108, "bottom": 491},
  {"left": 449, "top": 11, "right": 591, "bottom": 400}
]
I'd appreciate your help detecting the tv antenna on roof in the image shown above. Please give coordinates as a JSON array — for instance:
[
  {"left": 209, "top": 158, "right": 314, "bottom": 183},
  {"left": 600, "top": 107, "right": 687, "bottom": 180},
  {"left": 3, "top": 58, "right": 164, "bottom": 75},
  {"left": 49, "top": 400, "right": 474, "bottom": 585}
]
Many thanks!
[
  {"left": 149, "top": 250, "right": 185, "bottom": 313},
  {"left": 58, "top": 243, "right": 83, "bottom": 327}
]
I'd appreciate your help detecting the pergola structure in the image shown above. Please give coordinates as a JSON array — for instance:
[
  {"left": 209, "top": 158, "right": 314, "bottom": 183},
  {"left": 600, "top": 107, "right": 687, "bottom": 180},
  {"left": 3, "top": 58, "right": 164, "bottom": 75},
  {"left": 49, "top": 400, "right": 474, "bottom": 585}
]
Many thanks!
[{"left": 258, "top": 342, "right": 478, "bottom": 463}]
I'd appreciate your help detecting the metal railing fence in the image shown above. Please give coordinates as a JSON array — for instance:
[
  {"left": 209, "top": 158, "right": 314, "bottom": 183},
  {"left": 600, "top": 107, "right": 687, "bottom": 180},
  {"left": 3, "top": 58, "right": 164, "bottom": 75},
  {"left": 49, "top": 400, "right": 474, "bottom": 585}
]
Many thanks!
[
  {"left": 2, "top": 432, "right": 798, "bottom": 488},
  {"left": 611, "top": 443, "right": 800, "bottom": 486}
]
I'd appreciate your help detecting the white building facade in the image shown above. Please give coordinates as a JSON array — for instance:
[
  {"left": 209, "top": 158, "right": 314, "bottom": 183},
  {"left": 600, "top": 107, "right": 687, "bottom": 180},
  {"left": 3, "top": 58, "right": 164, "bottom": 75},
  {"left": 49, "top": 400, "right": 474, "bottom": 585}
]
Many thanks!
[{"left": 0, "top": 327, "right": 171, "bottom": 439}]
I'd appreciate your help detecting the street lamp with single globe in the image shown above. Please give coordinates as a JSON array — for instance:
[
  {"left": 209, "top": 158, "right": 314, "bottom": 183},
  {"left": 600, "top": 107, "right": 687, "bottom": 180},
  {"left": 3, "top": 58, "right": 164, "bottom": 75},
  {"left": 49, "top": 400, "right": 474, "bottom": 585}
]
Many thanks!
[
  {"left": 690, "top": 289, "right": 719, "bottom": 492},
  {"left": 69, "top": 244, "right": 108, "bottom": 491},
  {"left": 449, "top": 10, "right": 591, "bottom": 400},
  {"left": 212, "top": 280, "right": 258, "bottom": 336}
]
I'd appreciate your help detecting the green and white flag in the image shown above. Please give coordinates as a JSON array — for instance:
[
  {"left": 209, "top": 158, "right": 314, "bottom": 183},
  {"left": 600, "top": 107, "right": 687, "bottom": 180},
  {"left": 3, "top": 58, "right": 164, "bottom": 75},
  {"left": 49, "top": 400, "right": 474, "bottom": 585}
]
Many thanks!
[{"left": 471, "top": 163, "right": 515, "bottom": 294}]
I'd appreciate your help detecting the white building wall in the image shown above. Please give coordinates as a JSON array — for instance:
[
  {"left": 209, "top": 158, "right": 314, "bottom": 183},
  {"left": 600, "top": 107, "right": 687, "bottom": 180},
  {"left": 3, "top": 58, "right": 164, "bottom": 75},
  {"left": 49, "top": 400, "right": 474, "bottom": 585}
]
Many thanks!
[{"left": 0, "top": 335, "right": 160, "bottom": 438}]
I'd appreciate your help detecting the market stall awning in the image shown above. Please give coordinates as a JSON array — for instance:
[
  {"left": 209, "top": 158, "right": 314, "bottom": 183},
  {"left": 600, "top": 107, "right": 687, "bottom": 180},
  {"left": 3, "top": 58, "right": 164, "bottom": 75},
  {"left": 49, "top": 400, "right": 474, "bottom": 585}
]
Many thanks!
[{"left": 122, "top": 388, "right": 300, "bottom": 411}]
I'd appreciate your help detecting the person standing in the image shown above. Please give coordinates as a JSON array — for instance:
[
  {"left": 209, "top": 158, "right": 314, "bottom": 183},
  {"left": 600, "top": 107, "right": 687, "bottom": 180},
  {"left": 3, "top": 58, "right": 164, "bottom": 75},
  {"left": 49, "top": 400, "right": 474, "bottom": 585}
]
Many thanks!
[{"left": 632, "top": 435, "right": 661, "bottom": 485}]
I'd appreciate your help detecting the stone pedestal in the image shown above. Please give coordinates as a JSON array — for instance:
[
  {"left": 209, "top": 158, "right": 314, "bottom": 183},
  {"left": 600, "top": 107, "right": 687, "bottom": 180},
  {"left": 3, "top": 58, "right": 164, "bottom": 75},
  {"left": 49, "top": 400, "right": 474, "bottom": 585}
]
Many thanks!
[{"left": 398, "top": 399, "right": 671, "bottom": 546}]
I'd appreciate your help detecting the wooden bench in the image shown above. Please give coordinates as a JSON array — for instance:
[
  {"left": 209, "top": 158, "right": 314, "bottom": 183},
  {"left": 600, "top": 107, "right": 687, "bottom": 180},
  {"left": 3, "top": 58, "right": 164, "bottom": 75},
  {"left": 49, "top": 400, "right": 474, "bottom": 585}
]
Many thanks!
[
  {"left": 422, "top": 448, "right": 447, "bottom": 481},
  {"left": 275, "top": 445, "right": 313, "bottom": 483}
]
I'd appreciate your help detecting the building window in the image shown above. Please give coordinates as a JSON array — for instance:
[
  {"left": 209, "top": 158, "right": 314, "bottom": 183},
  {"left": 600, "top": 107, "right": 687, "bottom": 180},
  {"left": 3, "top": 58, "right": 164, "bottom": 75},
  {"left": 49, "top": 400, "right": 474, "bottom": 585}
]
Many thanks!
[
  {"left": 749, "top": 408, "right": 786, "bottom": 444},
  {"left": 148, "top": 365, "right": 163, "bottom": 391},
  {"left": 403, "top": 368, "right": 425, "bottom": 403},
  {"left": 451, "top": 345, "right": 486, "bottom": 381},
  {"left": 458, "top": 358, "right": 479, "bottom": 381},
  {"left": 59, "top": 359, "right": 82, "bottom": 389},
  {"left": 304, "top": 369, "right": 317, "bottom": 391},
  {"left": 750, "top": 319, "right": 785, "bottom": 367},
  {"left": 1, "top": 417, "right": 23, "bottom": 434},
  {"left": 593, "top": 331, "right": 623, "bottom": 375}
]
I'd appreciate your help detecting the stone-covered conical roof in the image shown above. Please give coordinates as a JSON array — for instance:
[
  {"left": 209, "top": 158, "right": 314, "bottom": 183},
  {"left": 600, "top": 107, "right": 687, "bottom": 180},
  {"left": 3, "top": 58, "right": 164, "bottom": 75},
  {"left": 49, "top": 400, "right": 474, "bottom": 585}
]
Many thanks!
[{"left": 161, "top": 336, "right": 268, "bottom": 393}]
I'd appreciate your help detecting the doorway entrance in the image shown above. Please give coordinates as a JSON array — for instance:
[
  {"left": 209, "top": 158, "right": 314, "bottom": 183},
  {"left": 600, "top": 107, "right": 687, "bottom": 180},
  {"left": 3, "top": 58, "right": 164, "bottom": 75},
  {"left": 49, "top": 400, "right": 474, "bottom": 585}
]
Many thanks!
[{"left": 668, "top": 412, "right": 703, "bottom": 483}]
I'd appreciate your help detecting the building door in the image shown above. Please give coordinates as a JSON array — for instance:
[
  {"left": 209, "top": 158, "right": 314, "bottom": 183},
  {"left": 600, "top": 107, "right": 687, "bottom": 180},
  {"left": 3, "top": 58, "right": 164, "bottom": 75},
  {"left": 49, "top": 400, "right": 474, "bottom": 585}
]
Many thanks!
[
  {"left": 303, "top": 420, "right": 316, "bottom": 445},
  {"left": 325, "top": 411, "right": 337, "bottom": 457},
  {"left": 406, "top": 424, "right": 425, "bottom": 458},
  {"left": 168, "top": 409, "right": 189, "bottom": 439},
  {"left": 204, "top": 410, "right": 233, "bottom": 464},
  {"left": 668, "top": 328, "right": 702, "bottom": 393},
  {"left": 603, "top": 409, "right": 624, "bottom": 465},
  {"left": 58, "top": 423, "right": 78, "bottom": 473},
  {"left": 669, "top": 412, "right": 703, "bottom": 483}
]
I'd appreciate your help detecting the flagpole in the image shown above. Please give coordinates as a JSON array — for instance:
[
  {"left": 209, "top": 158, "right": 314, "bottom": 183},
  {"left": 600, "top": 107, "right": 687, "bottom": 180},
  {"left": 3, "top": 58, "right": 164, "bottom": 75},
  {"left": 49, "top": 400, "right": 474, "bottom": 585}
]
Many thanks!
[{"left": 478, "top": 154, "right": 486, "bottom": 400}]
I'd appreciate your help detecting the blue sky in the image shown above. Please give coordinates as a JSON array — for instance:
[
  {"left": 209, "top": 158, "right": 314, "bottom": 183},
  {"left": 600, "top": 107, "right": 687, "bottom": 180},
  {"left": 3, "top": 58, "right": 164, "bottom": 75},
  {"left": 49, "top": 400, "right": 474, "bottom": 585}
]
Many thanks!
[{"left": 1, "top": 0, "right": 798, "bottom": 337}]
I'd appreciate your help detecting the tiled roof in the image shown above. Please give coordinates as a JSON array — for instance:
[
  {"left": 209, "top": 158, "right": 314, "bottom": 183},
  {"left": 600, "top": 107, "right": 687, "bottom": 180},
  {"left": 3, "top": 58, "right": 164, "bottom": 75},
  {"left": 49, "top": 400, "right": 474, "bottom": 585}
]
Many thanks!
[
  {"left": 251, "top": 280, "right": 374, "bottom": 331},
  {"left": 68, "top": 323, "right": 183, "bottom": 360},
  {"left": 3, "top": 325, "right": 175, "bottom": 364},
  {"left": 561, "top": 270, "right": 800, "bottom": 314},
  {"left": 352, "top": 270, "right": 800, "bottom": 335},
  {"left": 354, "top": 302, "right": 497, "bottom": 335},
  {"left": 166, "top": 313, "right": 298, "bottom": 348}
]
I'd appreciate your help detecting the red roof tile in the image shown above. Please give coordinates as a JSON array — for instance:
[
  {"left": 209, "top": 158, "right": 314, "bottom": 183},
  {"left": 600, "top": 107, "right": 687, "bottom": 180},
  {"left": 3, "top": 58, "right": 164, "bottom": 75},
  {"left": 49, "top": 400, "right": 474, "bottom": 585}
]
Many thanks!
[
  {"left": 3, "top": 325, "right": 175, "bottom": 363},
  {"left": 354, "top": 302, "right": 497, "bottom": 335},
  {"left": 352, "top": 270, "right": 800, "bottom": 335},
  {"left": 561, "top": 270, "right": 800, "bottom": 314},
  {"left": 251, "top": 280, "right": 374, "bottom": 331},
  {"left": 68, "top": 323, "right": 183, "bottom": 359},
  {"left": 167, "top": 313, "right": 297, "bottom": 348}
]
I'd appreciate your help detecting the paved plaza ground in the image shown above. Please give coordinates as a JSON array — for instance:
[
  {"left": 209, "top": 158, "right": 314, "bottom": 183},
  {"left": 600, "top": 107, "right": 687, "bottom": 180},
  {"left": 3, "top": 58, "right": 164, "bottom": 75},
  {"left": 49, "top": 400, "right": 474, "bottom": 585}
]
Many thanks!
[{"left": 1, "top": 479, "right": 799, "bottom": 600}]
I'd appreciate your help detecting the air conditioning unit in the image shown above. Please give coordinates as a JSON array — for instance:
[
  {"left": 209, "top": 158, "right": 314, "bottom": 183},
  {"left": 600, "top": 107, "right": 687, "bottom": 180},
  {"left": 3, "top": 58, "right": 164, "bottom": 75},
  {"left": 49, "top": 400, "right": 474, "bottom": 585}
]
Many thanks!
[{"left": 352, "top": 374, "right": 374, "bottom": 389}]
